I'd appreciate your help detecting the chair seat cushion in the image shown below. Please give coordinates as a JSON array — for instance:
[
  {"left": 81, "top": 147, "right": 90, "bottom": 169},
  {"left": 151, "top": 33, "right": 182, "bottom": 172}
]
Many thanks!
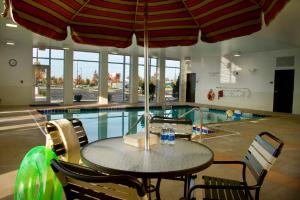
[{"left": 202, "top": 176, "right": 249, "bottom": 200}]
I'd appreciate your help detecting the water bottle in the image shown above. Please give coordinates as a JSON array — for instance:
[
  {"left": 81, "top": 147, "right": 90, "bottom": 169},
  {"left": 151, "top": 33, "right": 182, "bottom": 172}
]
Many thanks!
[
  {"left": 160, "top": 123, "right": 168, "bottom": 144},
  {"left": 168, "top": 124, "right": 175, "bottom": 145}
]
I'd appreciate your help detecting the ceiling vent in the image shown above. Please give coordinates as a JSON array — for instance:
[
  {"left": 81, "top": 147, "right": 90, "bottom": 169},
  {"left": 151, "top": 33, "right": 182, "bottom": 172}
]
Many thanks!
[{"left": 276, "top": 56, "right": 294, "bottom": 67}]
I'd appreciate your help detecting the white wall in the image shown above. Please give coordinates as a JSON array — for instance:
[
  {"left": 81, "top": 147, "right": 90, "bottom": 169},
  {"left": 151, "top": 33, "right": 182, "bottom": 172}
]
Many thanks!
[
  {"left": 0, "top": 44, "right": 33, "bottom": 105},
  {"left": 190, "top": 48, "right": 300, "bottom": 114},
  {"left": 0, "top": 42, "right": 299, "bottom": 114}
]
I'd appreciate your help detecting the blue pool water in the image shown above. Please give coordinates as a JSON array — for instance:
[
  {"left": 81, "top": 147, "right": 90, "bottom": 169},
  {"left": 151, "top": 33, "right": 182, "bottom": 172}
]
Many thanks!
[{"left": 41, "top": 106, "right": 263, "bottom": 142}]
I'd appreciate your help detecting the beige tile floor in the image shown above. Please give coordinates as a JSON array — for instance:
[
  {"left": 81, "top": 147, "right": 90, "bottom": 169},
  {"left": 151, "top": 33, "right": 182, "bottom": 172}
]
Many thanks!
[{"left": 0, "top": 104, "right": 299, "bottom": 200}]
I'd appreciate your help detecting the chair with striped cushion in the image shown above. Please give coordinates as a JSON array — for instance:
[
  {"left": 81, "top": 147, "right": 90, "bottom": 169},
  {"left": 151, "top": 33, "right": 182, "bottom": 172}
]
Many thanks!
[
  {"left": 188, "top": 132, "right": 284, "bottom": 200},
  {"left": 50, "top": 159, "right": 148, "bottom": 200},
  {"left": 45, "top": 118, "right": 88, "bottom": 164}
]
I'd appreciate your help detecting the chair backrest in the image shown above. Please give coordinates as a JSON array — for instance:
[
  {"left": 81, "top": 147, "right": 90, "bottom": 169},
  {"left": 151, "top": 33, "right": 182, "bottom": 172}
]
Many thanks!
[
  {"left": 45, "top": 118, "right": 88, "bottom": 163},
  {"left": 244, "top": 132, "right": 284, "bottom": 185},
  {"left": 68, "top": 118, "right": 89, "bottom": 146},
  {"left": 50, "top": 159, "right": 148, "bottom": 200},
  {"left": 149, "top": 116, "right": 192, "bottom": 140}
]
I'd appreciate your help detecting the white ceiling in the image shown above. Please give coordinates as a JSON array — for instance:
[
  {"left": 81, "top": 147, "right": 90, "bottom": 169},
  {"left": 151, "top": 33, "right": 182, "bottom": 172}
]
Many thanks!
[{"left": 1, "top": 1, "right": 299, "bottom": 58}]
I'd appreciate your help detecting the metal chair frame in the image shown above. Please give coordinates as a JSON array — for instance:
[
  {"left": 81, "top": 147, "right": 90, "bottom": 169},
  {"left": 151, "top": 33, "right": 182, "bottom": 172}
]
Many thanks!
[
  {"left": 188, "top": 132, "right": 284, "bottom": 200},
  {"left": 51, "top": 159, "right": 148, "bottom": 200}
]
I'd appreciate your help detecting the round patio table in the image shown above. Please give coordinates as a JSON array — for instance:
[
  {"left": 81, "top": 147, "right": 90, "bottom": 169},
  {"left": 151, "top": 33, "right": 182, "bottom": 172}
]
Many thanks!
[{"left": 81, "top": 137, "right": 214, "bottom": 199}]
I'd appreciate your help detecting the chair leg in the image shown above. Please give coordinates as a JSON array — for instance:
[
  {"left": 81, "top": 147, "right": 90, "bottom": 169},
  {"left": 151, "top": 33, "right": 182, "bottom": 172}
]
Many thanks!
[{"left": 255, "top": 188, "right": 260, "bottom": 200}]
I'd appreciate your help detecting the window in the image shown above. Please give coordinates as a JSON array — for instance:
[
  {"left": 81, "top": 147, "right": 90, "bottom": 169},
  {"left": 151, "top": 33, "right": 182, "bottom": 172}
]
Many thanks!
[
  {"left": 108, "top": 54, "right": 130, "bottom": 102},
  {"left": 32, "top": 48, "right": 64, "bottom": 103},
  {"left": 138, "top": 57, "right": 158, "bottom": 102},
  {"left": 73, "top": 51, "right": 100, "bottom": 102},
  {"left": 165, "top": 59, "right": 180, "bottom": 101}
]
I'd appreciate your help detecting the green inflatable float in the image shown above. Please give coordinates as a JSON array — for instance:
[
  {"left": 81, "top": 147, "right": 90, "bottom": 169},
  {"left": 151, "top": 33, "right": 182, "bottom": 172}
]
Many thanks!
[{"left": 14, "top": 146, "right": 63, "bottom": 200}]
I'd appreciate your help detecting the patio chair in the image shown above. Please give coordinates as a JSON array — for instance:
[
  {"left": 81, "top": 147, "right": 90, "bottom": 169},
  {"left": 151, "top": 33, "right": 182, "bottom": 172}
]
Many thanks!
[
  {"left": 50, "top": 159, "right": 148, "bottom": 200},
  {"left": 188, "top": 132, "right": 284, "bottom": 200},
  {"left": 149, "top": 116, "right": 195, "bottom": 198},
  {"left": 45, "top": 118, "right": 88, "bottom": 164}
]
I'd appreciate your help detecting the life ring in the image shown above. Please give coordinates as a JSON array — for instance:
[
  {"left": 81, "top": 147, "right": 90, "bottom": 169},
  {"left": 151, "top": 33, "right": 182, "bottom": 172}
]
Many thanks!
[
  {"left": 207, "top": 89, "right": 215, "bottom": 101},
  {"left": 14, "top": 146, "right": 63, "bottom": 200}
]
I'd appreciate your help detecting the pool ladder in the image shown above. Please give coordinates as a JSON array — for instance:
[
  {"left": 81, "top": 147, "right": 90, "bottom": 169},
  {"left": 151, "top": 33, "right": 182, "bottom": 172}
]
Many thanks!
[
  {"left": 126, "top": 114, "right": 146, "bottom": 135},
  {"left": 126, "top": 107, "right": 204, "bottom": 142},
  {"left": 179, "top": 107, "right": 204, "bottom": 142},
  {"left": 125, "top": 100, "right": 171, "bottom": 135},
  {"left": 162, "top": 97, "right": 173, "bottom": 117}
]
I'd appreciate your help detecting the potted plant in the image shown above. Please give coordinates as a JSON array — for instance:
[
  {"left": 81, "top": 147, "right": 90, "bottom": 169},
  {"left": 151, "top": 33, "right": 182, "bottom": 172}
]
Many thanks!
[
  {"left": 74, "top": 94, "right": 82, "bottom": 102},
  {"left": 141, "top": 81, "right": 156, "bottom": 100}
]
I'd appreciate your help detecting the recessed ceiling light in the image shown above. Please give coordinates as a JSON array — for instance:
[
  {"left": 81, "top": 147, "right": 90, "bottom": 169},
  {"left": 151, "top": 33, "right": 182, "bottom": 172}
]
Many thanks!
[
  {"left": 233, "top": 51, "right": 241, "bottom": 57},
  {"left": 63, "top": 47, "right": 69, "bottom": 50},
  {"left": 6, "top": 41, "right": 15, "bottom": 46},
  {"left": 6, "top": 23, "right": 18, "bottom": 28}
]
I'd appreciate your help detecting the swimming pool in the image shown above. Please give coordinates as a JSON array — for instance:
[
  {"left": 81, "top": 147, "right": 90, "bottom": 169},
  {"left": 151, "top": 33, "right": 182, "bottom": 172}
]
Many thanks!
[{"left": 40, "top": 106, "right": 263, "bottom": 142}]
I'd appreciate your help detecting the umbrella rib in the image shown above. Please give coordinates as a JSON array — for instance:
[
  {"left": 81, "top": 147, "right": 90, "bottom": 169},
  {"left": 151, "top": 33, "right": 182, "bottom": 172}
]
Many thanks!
[
  {"left": 69, "top": 0, "right": 90, "bottom": 24},
  {"left": 181, "top": 0, "right": 200, "bottom": 28}
]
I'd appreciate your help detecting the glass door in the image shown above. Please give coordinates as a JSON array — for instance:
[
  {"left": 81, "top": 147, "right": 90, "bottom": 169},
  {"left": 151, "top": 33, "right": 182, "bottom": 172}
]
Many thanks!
[{"left": 33, "top": 65, "right": 50, "bottom": 104}]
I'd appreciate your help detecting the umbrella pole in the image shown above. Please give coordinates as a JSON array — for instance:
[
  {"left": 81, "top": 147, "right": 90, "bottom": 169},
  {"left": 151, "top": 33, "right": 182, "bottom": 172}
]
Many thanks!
[{"left": 144, "top": 1, "right": 150, "bottom": 151}]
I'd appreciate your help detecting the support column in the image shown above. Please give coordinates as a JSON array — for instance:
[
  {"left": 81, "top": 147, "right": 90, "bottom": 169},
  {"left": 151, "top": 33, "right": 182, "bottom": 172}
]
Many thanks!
[
  {"left": 64, "top": 49, "right": 73, "bottom": 105},
  {"left": 179, "top": 57, "right": 188, "bottom": 102},
  {"left": 129, "top": 50, "right": 139, "bottom": 103},
  {"left": 99, "top": 50, "right": 108, "bottom": 104},
  {"left": 157, "top": 49, "right": 166, "bottom": 104}
]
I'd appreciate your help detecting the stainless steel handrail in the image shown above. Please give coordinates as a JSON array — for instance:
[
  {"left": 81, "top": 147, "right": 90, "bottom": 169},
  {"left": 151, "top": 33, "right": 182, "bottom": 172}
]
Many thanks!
[
  {"left": 125, "top": 114, "right": 144, "bottom": 135},
  {"left": 179, "top": 107, "right": 204, "bottom": 142},
  {"left": 179, "top": 107, "right": 202, "bottom": 118},
  {"left": 162, "top": 98, "right": 172, "bottom": 117}
]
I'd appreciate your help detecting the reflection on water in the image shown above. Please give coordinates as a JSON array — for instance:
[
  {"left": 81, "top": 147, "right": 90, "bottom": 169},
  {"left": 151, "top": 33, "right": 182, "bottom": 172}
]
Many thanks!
[{"left": 46, "top": 107, "right": 238, "bottom": 142}]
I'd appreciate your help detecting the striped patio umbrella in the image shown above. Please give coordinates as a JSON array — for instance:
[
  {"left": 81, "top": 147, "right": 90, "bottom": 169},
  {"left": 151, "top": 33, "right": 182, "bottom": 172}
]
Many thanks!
[
  {"left": 2, "top": 0, "right": 289, "bottom": 150},
  {"left": 2, "top": 0, "right": 289, "bottom": 48}
]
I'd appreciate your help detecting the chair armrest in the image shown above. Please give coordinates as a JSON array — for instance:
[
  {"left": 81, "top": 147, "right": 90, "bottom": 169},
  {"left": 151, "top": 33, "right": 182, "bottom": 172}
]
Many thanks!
[
  {"left": 211, "top": 161, "right": 247, "bottom": 183},
  {"left": 187, "top": 184, "right": 260, "bottom": 199},
  {"left": 212, "top": 160, "right": 246, "bottom": 166}
]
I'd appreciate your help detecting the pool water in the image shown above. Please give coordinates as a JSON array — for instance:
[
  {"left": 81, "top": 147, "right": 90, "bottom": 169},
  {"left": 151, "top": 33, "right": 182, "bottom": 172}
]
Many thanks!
[{"left": 42, "top": 106, "right": 261, "bottom": 142}]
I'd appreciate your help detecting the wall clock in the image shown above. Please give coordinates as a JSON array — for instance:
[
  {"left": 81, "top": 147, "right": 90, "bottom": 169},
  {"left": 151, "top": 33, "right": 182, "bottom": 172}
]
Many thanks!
[{"left": 9, "top": 59, "right": 18, "bottom": 67}]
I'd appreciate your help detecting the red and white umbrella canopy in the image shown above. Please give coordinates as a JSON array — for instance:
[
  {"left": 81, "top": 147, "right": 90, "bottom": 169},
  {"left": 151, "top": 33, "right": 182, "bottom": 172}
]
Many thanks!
[{"left": 3, "top": 0, "right": 289, "bottom": 48}]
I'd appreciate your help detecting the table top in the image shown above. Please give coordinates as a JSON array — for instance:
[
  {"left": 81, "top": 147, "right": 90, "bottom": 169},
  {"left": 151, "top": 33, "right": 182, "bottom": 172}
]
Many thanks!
[{"left": 81, "top": 137, "right": 214, "bottom": 178}]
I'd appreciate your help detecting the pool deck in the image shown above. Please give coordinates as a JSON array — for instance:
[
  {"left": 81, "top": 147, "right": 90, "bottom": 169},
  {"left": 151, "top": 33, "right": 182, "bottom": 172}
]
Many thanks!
[{"left": 0, "top": 103, "right": 299, "bottom": 200}]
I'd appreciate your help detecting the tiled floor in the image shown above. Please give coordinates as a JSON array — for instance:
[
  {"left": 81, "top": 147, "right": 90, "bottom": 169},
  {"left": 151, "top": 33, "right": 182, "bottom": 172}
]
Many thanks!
[{"left": 0, "top": 104, "right": 299, "bottom": 200}]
